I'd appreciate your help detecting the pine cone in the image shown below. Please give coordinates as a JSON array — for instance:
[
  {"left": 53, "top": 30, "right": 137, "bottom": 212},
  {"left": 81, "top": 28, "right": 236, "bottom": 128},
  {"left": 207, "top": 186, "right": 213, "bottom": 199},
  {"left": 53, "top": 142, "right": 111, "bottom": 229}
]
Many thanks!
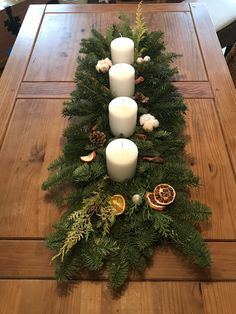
[
  {"left": 133, "top": 92, "right": 149, "bottom": 104},
  {"left": 89, "top": 131, "right": 106, "bottom": 147}
]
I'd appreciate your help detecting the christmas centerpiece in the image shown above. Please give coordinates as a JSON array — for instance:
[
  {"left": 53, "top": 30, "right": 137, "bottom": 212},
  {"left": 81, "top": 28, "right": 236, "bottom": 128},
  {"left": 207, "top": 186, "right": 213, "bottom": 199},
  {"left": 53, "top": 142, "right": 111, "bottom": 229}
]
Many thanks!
[{"left": 42, "top": 3, "right": 211, "bottom": 291}]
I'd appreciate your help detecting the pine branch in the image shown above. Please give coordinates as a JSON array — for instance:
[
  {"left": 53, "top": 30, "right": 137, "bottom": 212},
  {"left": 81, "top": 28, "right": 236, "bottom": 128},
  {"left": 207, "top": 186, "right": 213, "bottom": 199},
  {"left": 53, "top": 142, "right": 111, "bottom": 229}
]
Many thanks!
[
  {"left": 170, "top": 221, "right": 211, "bottom": 267},
  {"left": 169, "top": 196, "right": 211, "bottom": 223},
  {"left": 108, "top": 254, "right": 129, "bottom": 290},
  {"left": 151, "top": 212, "right": 174, "bottom": 238},
  {"left": 73, "top": 162, "right": 106, "bottom": 183},
  {"left": 42, "top": 164, "right": 79, "bottom": 191},
  {"left": 81, "top": 236, "right": 119, "bottom": 271}
]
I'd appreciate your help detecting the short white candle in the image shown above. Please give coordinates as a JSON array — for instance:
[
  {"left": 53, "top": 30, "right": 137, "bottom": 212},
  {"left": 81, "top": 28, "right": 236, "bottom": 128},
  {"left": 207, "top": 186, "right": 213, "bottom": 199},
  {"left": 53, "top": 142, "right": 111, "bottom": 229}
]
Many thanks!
[
  {"left": 109, "top": 97, "right": 137, "bottom": 137},
  {"left": 106, "top": 139, "right": 138, "bottom": 182},
  {"left": 109, "top": 63, "right": 135, "bottom": 97},
  {"left": 111, "top": 37, "right": 134, "bottom": 64}
]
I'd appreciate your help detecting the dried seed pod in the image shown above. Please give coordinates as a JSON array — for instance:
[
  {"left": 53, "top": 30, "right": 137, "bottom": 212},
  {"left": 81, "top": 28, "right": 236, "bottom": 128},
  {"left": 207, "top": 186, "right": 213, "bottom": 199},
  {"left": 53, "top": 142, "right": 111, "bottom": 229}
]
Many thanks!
[
  {"left": 134, "top": 133, "right": 147, "bottom": 141},
  {"left": 135, "top": 76, "right": 144, "bottom": 84},
  {"left": 143, "top": 156, "right": 164, "bottom": 163}
]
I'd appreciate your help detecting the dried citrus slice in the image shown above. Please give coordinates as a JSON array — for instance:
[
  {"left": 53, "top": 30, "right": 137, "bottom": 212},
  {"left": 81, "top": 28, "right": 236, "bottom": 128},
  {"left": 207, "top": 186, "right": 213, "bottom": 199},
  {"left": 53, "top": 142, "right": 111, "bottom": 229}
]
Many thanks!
[
  {"left": 80, "top": 151, "right": 96, "bottom": 163},
  {"left": 145, "top": 192, "right": 165, "bottom": 211},
  {"left": 109, "top": 194, "right": 126, "bottom": 215},
  {"left": 153, "top": 184, "right": 176, "bottom": 206}
]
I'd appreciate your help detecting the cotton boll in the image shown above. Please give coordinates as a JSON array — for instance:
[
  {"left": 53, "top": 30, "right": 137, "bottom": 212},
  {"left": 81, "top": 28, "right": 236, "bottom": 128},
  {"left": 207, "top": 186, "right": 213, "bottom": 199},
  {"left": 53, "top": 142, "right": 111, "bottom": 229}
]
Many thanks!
[
  {"left": 152, "top": 119, "right": 159, "bottom": 128},
  {"left": 140, "top": 114, "right": 156, "bottom": 126},
  {"left": 143, "top": 120, "right": 156, "bottom": 131},
  {"left": 139, "top": 112, "right": 160, "bottom": 131},
  {"left": 104, "top": 58, "right": 112, "bottom": 67},
  {"left": 99, "top": 63, "right": 110, "bottom": 73},
  {"left": 96, "top": 58, "right": 112, "bottom": 73}
]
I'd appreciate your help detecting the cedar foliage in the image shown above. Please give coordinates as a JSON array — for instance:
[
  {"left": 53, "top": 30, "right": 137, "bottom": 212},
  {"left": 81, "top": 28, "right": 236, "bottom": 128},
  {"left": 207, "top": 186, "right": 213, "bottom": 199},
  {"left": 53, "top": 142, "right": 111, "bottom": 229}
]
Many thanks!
[{"left": 43, "top": 4, "right": 211, "bottom": 291}]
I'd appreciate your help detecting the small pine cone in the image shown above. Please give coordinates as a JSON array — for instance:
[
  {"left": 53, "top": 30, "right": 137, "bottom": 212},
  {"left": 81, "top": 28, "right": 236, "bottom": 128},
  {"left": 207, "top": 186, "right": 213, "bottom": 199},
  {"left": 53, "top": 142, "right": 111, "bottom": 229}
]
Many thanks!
[
  {"left": 89, "top": 130, "right": 106, "bottom": 147},
  {"left": 133, "top": 92, "right": 149, "bottom": 104}
]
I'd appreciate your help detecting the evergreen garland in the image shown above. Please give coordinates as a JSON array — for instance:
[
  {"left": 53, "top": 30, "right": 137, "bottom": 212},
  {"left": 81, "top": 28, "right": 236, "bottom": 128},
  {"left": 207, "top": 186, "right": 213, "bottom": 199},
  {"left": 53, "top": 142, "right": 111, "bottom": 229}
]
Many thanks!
[{"left": 42, "top": 3, "right": 211, "bottom": 291}]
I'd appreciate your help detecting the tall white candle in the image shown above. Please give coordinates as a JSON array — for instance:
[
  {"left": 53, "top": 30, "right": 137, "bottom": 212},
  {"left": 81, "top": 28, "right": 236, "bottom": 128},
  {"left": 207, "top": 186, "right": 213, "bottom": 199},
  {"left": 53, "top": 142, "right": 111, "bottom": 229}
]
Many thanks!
[
  {"left": 111, "top": 37, "right": 134, "bottom": 64},
  {"left": 106, "top": 139, "right": 138, "bottom": 182},
  {"left": 109, "top": 97, "right": 137, "bottom": 137},
  {"left": 109, "top": 63, "right": 135, "bottom": 97}
]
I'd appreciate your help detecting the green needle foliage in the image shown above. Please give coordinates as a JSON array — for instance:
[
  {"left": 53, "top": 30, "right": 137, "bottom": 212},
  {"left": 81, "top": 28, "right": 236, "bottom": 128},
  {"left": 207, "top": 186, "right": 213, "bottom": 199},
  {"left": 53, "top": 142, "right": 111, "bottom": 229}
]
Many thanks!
[{"left": 42, "top": 4, "right": 211, "bottom": 291}]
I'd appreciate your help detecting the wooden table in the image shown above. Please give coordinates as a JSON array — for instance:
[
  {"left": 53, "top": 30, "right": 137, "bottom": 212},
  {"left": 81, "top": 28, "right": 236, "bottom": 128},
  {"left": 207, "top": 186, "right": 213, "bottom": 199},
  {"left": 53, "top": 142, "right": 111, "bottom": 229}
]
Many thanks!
[{"left": 0, "top": 3, "right": 236, "bottom": 313}]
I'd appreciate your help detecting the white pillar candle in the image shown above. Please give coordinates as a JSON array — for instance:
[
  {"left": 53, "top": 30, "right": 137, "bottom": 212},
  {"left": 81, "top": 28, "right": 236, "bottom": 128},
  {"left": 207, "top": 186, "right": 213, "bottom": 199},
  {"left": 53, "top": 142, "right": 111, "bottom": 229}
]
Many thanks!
[
  {"left": 111, "top": 37, "right": 134, "bottom": 64},
  {"left": 109, "top": 63, "right": 135, "bottom": 97},
  {"left": 109, "top": 97, "right": 137, "bottom": 137},
  {"left": 106, "top": 139, "right": 138, "bottom": 182}
]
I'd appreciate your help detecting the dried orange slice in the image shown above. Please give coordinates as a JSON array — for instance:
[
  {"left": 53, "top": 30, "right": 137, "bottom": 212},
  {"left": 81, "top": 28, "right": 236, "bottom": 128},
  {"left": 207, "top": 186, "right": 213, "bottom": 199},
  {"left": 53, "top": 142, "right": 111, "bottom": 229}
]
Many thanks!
[
  {"left": 154, "top": 184, "right": 176, "bottom": 206},
  {"left": 145, "top": 192, "right": 165, "bottom": 211},
  {"left": 80, "top": 151, "right": 96, "bottom": 163},
  {"left": 109, "top": 194, "right": 126, "bottom": 215}
]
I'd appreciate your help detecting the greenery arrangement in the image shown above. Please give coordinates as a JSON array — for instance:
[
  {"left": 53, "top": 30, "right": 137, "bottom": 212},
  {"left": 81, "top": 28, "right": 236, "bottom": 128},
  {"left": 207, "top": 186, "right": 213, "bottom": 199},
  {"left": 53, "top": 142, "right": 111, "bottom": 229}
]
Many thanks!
[{"left": 42, "top": 3, "right": 211, "bottom": 291}]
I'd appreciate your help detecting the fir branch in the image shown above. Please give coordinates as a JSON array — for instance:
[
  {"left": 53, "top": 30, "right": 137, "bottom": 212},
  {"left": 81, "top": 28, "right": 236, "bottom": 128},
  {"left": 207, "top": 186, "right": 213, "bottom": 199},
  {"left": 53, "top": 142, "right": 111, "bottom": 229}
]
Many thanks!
[
  {"left": 80, "top": 29, "right": 110, "bottom": 59},
  {"left": 169, "top": 196, "right": 211, "bottom": 223},
  {"left": 42, "top": 164, "right": 79, "bottom": 191},
  {"left": 170, "top": 221, "right": 211, "bottom": 267},
  {"left": 48, "top": 156, "right": 65, "bottom": 172},
  {"left": 81, "top": 236, "right": 119, "bottom": 271},
  {"left": 108, "top": 254, "right": 129, "bottom": 290},
  {"left": 151, "top": 212, "right": 174, "bottom": 238},
  {"left": 73, "top": 162, "right": 106, "bottom": 183},
  {"left": 55, "top": 250, "right": 83, "bottom": 281}
]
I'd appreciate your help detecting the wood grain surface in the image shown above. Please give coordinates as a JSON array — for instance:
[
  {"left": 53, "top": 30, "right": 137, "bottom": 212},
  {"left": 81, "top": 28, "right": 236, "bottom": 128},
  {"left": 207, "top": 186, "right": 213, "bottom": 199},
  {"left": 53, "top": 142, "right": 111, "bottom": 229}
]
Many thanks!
[
  {"left": 24, "top": 13, "right": 91, "bottom": 81},
  {"left": 0, "top": 5, "right": 46, "bottom": 147},
  {"left": 185, "top": 99, "right": 236, "bottom": 239},
  {"left": 1, "top": 240, "right": 236, "bottom": 281},
  {"left": 191, "top": 3, "right": 236, "bottom": 177},
  {"left": 24, "top": 10, "right": 206, "bottom": 82},
  {"left": 0, "top": 99, "right": 67, "bottom": 237},
  {"left": 0, "top": 3, "right": 236, "bottom": 313},
  {"left": 0, "top": 280, "right": 236, "bottom": 314},
  {"left": 202, "top": 282, "right": 236, "bottom": 314},
  {"left": 0, "top": 281, "right": 204, "bottom": 314},
  {"left": 18, "top": 81, "right": 213, "bottom": 99},
  {"left": 45, "top": 3, "right": 190, "bottom": 13}
]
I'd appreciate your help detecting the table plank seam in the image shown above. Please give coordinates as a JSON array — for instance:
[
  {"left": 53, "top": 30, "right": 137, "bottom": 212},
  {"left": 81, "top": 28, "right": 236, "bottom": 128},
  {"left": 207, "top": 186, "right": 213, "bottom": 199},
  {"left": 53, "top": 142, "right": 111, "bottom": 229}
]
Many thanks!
[
  {"left": 212, "top": 93, "right": 236, "bottom": 182},
  {"left": 21, "top": 7, "right": 47, "bottom": 84},
  {"left": 189, "top": 4, "right": 211, "bottom": 86},
  {"left": 0, "top": 5, "right": 47, "bottom": 151},
  {"left": 44, "top": 3, "right": 191, "bottom": 14},
  {"left": 190, "top": 3, "right": 236, "bottom": 179}
]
